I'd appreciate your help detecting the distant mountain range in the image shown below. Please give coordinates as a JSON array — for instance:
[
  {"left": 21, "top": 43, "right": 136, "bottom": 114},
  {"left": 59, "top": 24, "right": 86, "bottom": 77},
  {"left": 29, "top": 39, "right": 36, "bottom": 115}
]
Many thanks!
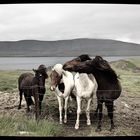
[{"left": 0, "top": 38, "right": 140, "bottom": 57}]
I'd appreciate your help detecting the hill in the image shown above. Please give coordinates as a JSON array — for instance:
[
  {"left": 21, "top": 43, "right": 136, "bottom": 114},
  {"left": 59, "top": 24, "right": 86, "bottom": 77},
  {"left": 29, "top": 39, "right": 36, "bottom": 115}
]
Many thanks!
[
  {"left": 110, "top": 59, "right": 140, "bottom": 73},
  {"left": 0, "top": 38, "right": 140, "bottom": 57}
]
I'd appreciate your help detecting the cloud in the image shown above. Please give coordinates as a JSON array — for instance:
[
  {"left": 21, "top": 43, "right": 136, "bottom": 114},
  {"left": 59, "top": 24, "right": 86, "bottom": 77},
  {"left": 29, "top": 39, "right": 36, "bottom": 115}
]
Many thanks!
[{"left": 0, "top": 4, "right": 140, "bottom": 44}]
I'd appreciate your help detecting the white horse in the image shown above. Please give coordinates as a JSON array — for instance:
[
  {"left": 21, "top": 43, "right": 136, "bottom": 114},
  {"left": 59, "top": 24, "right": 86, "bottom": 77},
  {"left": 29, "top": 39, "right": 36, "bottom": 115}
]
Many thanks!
[
  {"left": 73, "top": 73, "right": 98, "bottom": 129},
  {"left": 50, "top": 64, "right": 74, "bottom": 124},
  {"left": 50, "top": 63, "right": 98, "bottom": 129}
]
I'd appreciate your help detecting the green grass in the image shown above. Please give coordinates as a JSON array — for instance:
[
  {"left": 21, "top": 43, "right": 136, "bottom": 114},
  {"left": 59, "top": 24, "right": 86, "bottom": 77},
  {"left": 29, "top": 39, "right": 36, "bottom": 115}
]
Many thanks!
[
  {"left": 0, "top": 70, "right": 31, "bottom": 92},
  {"left": 0, "top": 115, "right": 63, "bottom": 136},
  {"left": 128, "top": 57, "right": 140, "bottom": 67},
  {"left": 111, "top": 58, "right": 140, "bottom": 96}
]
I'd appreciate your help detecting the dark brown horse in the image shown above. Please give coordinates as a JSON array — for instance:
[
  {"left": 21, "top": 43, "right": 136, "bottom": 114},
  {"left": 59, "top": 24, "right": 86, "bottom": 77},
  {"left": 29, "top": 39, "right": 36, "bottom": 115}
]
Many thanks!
[
  {"left": 18, "top": 64, "right": 48, "bottom": 120},
  {"left": 63, "top": 55, "right": 122, "bottom": 131}
]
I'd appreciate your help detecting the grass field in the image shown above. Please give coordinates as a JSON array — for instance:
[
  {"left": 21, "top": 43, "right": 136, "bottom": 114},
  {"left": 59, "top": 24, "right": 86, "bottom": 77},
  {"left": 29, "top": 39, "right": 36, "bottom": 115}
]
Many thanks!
[{"left": 0, "top": 58, "right": 140, "bottom": 136}]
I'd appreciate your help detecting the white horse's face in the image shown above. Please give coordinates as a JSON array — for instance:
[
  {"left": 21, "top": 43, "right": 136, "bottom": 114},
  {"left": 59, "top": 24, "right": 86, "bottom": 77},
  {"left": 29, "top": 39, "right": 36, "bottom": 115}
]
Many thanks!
[{"left": 50, "top": 70, "right": 62, "bottom": 91}]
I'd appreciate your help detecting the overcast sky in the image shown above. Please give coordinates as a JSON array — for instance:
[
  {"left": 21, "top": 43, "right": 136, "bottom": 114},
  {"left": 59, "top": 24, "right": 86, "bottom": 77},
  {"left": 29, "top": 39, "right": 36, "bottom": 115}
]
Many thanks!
[{"left": 0, "top": 4, "right": 140, "bottom": 44}]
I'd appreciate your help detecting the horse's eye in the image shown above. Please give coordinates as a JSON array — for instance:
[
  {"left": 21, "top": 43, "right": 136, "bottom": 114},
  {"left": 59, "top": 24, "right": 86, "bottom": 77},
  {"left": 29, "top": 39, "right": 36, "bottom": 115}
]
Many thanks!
[{"left": 39, "top": 74, "right": 42, "bottom": 77}]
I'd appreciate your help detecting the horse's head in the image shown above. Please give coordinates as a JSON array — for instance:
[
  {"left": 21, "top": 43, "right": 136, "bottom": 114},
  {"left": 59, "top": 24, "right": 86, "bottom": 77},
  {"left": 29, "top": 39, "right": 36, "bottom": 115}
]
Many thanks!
[
  {"left": 37, "top": 64, "right": 48, "bottom": 79},
  {"left": 50, "top": 64, "right": 63, "bottom": 91},
  {"left": 73, "top": 55, "right": 111, "bottom": 71},
  {"left": 63, "top": 55, "right": 114, "bottom": 74},
  {"left": 33, "top": 69, "right": 45, "bottom": 88},
  {"left": 72, "top": 60, "right": 93, "bottom": 73},
  {"left": 63, "top": 54, "right": 91, "bottom": 71}
]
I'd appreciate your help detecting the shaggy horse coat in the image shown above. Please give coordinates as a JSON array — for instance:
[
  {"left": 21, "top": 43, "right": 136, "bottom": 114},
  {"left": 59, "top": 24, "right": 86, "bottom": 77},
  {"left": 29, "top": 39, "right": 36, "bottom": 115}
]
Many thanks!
[
  {"left": 18, "top": 64, "right": 48, "bottom": 120},
  {"left": 63, "top": 55, "right": 122, "bottom": 131}
]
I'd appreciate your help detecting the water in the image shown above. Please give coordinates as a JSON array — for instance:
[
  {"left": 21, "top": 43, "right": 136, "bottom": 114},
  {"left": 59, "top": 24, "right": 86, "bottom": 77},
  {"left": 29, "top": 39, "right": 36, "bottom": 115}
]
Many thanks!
[{"left": 0, "top": 56, "right": 139, "bottom": 70}]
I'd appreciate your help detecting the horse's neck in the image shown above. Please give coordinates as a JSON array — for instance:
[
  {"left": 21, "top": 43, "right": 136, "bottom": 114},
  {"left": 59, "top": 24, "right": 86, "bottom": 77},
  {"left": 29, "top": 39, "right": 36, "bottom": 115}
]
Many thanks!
[
  {"left": 92, "top": 70, "right": 119, "bottom": 90},
  {"left": 31, "top": 77, "right": 38, "bottom": 86},
  {"left": 61, "top": 71, "right": 74, "bottom": 88},
  {"left": 33, "top": 76, "right": 46, "bottom": 87}
]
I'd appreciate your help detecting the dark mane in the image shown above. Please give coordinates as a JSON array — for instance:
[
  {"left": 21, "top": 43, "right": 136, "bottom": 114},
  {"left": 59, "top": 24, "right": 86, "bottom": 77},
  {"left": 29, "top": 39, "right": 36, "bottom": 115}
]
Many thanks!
[
  {"left": 78, "top": 54, "right": 92, "bottom": 61},
  {"left": 92, "top": 56, "right": 118, "bottom": 81}
]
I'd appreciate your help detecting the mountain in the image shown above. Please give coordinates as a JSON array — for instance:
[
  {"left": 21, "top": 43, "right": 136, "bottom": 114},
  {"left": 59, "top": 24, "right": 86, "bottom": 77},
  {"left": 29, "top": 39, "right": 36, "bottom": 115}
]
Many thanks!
[{"left": 0, "top": 38, "right": 140, "bottom": 57}]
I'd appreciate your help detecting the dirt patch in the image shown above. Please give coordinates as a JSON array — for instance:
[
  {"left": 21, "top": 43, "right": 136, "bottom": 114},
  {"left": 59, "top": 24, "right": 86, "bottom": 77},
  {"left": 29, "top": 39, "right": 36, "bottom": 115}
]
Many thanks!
[
  {"left": 45, "top": 90, "right": 140, "bottom": 136},
  {"left": 0, "top": 91, "right": 27, "bottom": 117},
  {"left": 0, "top": 90, "right": 139, "bottom": 136}
]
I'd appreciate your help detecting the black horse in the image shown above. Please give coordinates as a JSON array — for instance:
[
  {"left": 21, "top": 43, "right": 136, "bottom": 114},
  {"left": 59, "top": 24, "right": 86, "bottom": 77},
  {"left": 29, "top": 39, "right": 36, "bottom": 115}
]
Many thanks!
[
  {"left": 18, "top": 64, "right": 48, "bottom": 120},
  {"left": 63, "top": 55, "right": 122, "bottom": 131}
]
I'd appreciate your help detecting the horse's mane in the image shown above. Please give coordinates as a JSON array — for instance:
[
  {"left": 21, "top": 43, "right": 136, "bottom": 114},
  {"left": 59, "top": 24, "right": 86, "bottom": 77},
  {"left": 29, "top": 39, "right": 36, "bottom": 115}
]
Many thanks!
[
  {"left": 92, "top": 56, "right": 119, "bottom": 80},
  {"left": 78, "top": 54, "right": 92, "bottom": 61},
  {"left": 52, "top": 64, "right": 63, "bottom": 76},
  {"left": 38, "top": 64, "right": 47, "bottom": 70}
]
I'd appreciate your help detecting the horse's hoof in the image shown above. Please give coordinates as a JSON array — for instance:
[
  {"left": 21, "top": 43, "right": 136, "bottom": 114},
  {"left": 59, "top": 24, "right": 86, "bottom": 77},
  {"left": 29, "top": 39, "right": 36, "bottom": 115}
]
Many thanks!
[
  {"left": 87, "top": 120, "right": 91, "bottom": 126},
  {"left": 109, "top": 125, "right": 115, "bottom": 131},
  {"left": 75, "top": 124, "right": 79, "bottom": 129},
  {"left": 64, "top": 119, "right": 67, "bottom": 124},
  {"left": 95, "top": 128, "right": 101, "bottom": 132},
  {"left": 59, "top": 121, "right": 63, "bottom": 124}
]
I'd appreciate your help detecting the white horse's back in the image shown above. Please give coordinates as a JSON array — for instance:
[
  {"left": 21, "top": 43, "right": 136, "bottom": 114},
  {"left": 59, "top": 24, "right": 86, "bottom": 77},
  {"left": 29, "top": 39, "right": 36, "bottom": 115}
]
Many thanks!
[{"left": 74, "top": 73, "right": 97, "bottom": 98}]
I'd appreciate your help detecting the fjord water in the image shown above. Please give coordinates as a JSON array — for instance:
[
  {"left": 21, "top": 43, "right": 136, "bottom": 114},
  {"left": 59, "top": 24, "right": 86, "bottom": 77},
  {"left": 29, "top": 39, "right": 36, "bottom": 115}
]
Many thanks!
[{"left": 0, "top": 56, "right": 139, "bottom": 70}]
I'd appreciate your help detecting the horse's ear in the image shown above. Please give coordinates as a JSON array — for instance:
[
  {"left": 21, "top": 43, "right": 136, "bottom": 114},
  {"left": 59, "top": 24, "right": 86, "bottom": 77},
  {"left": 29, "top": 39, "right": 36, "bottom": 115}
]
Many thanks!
[
  {"left": 95, "top": 56, "right": 103, "bottom": 61},
  {"left": 33, "top": 69, "right": 37, "bottom": 73}
]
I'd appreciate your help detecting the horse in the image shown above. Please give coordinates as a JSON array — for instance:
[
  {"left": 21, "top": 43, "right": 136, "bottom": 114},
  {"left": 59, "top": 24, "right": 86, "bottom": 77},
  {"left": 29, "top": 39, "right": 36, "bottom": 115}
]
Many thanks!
[
  {"left": 63, "top": 54, "right": 98, "bottom": 113},
  {"left": 50, "top": 63, "right": 98, "bottom": 129},
  {"left": 18, "top": 64, "right": 48, "bottom": 120},
  {"left": 50, "top": 63, "right": 74, "bottom": 124},
  {"left": 63, "top": 55, "right": 122, "bottom": 131},
  {"left": 74, "top": 72, "right": 98, "bottom": 129}
]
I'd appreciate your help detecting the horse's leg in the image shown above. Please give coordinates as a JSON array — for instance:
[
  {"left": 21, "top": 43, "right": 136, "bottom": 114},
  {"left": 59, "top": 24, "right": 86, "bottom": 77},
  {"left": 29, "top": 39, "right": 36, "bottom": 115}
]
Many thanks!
[
  {"left": 94, "top": 103, "right": 99, "bottom": 117},
  {"left": 86, "top": 98, "right": 92, "bottom": 126},
  {"left": 75, "top": 96, "right": 81, "bottom": 129},
  {"left": 24, "top": 93, "right": 30, "bottom": 112},
  {"left": 94, "top": 92, "right": 99, "bottom": 117},
  {"left": 106, "top": 101, "right": 115, "bottom": 131},
  {"left": 18, "top": 89, "right": 22, "bottom": 109},
  {"left": 33, "top": 87, "right": 40, "bottom": 120},
  {"left": 39, "top": 88, "right": 46, "bottom": 115},
  {"left": 96, "top": 100, "right": 103, "bottom": 132},
  {"left": 39, "top": 94, "right": 44, "bottom": 115},
  {"left": 64, "top": 96, "right": 69, "bottom": 123},
  {"left": 57, "top": 96, "right": 63, "bottom": 124}
]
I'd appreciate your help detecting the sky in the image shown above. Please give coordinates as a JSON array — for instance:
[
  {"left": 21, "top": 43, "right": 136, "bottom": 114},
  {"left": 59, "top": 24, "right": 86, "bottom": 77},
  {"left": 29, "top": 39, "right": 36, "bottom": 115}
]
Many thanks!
[{"left": 0, "top": 4, "right": 140, "bottom": 44}]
